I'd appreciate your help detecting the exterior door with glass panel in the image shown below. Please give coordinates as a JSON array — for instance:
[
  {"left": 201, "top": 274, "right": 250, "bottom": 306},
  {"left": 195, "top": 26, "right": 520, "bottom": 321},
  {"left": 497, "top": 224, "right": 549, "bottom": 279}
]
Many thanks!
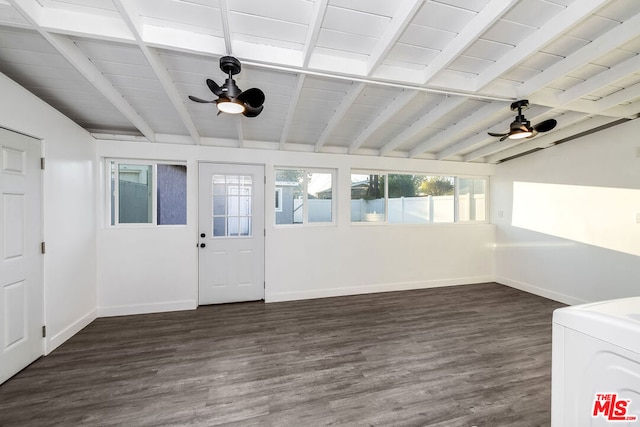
[
  {"left": 198, "top": 163, "right": 264, "bottom": 304},
  {"left": 0, "top": 128, "right": 43, "bottom": 385}
]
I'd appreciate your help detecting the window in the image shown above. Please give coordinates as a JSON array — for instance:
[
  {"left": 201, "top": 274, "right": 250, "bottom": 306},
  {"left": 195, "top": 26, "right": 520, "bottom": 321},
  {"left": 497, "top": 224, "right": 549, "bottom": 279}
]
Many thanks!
[
  {"left": 110, "top": 160, "right": 187, "bottom": 226},
  {"left": 275, "top": 168, "right": 335, "bottom": 225},
  {"left": 351, "top": 171, "right": 486, "bottom": 224},
  {"left": 351, "top": 173, "right": 385, "bottom": 222},
  {"left": 115, "top": 163, "right": 153, "bottom": 224},
  {"left": 212, "top": 174, "right": 252, "bottom": 237},
  {"left": 157, "top": 164, "right": 188, "bottom": 225},
  {"left": 458, "top": 177, "right": 486, "bottom": 222},
  {"left": 389, "top": 174, "right": 454, "bottom": 224}
]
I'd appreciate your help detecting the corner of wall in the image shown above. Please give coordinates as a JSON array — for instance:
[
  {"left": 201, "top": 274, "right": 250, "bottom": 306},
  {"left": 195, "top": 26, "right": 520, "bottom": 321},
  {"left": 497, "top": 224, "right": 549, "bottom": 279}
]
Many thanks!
[
  {"left": 495, "top": 276, "right": 588, "bottom": 306},
  {"left": 45, "top": 308, "right": 97, "bottom": 355},
  {"left": 97, "top": 300, "right": 197, "bottom": 318}
]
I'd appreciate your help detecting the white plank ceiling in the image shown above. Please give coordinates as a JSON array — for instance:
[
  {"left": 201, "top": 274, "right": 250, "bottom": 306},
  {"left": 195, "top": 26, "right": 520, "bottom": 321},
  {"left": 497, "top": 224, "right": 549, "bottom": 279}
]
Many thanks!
[{"left": 1, "top": 0, "right": 640, "bottom": 162}]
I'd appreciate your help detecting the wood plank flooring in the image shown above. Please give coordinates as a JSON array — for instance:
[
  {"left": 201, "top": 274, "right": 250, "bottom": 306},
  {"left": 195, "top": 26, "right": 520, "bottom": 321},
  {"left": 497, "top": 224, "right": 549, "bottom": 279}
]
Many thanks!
[{"left": 0, "top": 283, "right": 564, "bottom": 427}]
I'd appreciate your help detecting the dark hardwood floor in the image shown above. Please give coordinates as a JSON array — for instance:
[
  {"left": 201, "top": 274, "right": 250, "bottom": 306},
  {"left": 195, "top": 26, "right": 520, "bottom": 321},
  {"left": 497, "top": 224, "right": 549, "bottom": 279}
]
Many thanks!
[{"left": 0, "top": 283, "right": 564, "bottom": 427}]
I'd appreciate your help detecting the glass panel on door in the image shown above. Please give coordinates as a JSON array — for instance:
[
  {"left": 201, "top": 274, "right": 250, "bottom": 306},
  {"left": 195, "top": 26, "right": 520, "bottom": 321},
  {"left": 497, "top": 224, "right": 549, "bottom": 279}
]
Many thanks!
[{"left": 211, "top": 174, "right": 253, "bottom": 237}]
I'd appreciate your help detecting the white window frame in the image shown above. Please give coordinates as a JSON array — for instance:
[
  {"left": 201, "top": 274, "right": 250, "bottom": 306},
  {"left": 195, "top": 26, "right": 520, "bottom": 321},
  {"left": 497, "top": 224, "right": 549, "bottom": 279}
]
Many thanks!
[
  {"left": 274, "top": 167, "right": 337, "bottom": 226},
  {"left": 107, "top": 159, "right": 187, "bottom": 227}
]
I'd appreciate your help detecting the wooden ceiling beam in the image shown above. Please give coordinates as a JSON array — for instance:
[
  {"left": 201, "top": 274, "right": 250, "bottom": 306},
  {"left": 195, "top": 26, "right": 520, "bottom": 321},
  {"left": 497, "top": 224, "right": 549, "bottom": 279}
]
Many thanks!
[
  {"left": 349, "top": 90, "right": 417, "bottom": 154},
  {"left": 436, "top": 133, "right": 494, "bottom": 160},
  {"left": 10, "top": 0, "right": 156, "bottom": 141},
  {"left": 475, "top": 0, "right": 611, "bottom": 91},
  {"left": 409, "top": 102, "right": 504, "bottom": 158},
  {"left": 366, "top": 0, "right": 425, "bottom": 76},
  {"left": 114, "top": 0, "right": 201, "bottom": 144},
  {"left": 594, "top": 82, "right": 640, "bottom": 115},
  {"left": 280, "top": 74, "right": 306, "bottom": 149},
  {"left": 518, "top": 11, "right": 640, "bottom": 98},
  {"left": 315, "top": 82, "right": 366, "bottom": 152},
  {"left": 557, "top": 54, "right": 640, "bottom": 106},
  {"left": 303, "top": 0, "right": 329, "bottom": 67},
  {"left": 422, "top": 0, "right": 518, "bottom": 84},
  {"left": 379, "top": 96, "right": 467, "bottom": 156}
]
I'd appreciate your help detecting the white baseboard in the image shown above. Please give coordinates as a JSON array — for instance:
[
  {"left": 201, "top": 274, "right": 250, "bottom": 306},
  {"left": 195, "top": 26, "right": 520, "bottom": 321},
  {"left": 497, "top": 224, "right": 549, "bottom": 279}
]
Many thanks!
[
  {"left": 265, "top": 276, "right": 494, "bottom": 303},
  {"left": 496, "top": 276, "right": 588, "bottom": 306},
  {"left": 97, "top": 300, "right": 197, "bottom": 318},
  {"left": 45, "top": 308, "right": 97, "bottom": 355}
]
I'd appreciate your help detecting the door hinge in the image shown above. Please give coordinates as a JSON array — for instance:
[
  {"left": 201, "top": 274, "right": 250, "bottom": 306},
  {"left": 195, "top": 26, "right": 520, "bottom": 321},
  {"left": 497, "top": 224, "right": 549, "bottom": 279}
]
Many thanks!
[
  {"left": 264, "top": 176, "right": 266, "bottom": 184},
  {"left": 264, "top": 228, "right": 266, "bottom": 237},
  {"left": 264, "top": 281, "right": 266, "bottom": 289},
  {"left": 40, "top": 157, "right": 45, "bottom": 170},
  {"left": 41, "top": 242, "right": 46, "bottom": 254},
  {"left": 42, "top": 325, "right": 46, "bottom": 338}
]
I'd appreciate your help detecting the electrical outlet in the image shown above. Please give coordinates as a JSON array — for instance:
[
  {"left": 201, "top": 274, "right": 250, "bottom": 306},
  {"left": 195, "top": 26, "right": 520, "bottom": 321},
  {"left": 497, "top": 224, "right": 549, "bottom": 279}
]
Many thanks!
[
  {"left": 636, "top": 212, "right": 640, "bottom": 223},
  {"left": 498, "top": 210, "right": 504, "bottom": 218}
]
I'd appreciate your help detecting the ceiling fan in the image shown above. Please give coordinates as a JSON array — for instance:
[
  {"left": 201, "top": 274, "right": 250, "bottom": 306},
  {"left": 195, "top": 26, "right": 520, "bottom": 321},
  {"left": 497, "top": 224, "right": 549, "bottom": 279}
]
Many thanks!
[
  {"left": 488, "top": 100, "right": 557, "bottom": 141},
  {"left": 189, "top": 56, "right": 265, "bottom": 117}
]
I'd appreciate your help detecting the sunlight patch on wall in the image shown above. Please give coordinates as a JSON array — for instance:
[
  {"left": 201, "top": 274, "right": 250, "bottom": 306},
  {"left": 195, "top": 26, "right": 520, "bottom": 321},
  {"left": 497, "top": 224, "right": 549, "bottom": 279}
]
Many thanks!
[{"left": 512, "top": 182, "right": 640, "bottom": 257}]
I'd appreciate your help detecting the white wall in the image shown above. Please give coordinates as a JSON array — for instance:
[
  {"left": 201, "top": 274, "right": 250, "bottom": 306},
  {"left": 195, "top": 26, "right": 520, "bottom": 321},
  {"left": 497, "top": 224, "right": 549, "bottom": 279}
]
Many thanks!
[
  {"left": 267, "top": 223, "right": 495, "bottom": 302},
  {"left": 97, "top": 140, "right": 496, "bottom": 314},
  {"left": 492, "top": 118, "right": 640, "bottom": 304},
  {"left": 0, "top": 72, "right": 97, "bottom": 353}
]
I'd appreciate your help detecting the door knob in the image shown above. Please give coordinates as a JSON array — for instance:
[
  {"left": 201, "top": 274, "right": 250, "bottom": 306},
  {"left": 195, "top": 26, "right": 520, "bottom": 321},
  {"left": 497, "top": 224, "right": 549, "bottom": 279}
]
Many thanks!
[{"left": 200, "top": 243, "right": 206, "bottom": 248}]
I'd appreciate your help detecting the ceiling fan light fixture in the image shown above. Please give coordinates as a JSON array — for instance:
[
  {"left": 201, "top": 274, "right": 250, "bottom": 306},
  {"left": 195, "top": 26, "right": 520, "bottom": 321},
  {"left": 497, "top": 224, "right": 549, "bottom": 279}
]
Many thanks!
[
  {"left": 508, "top": 129, "right": 533, "bottom": 139},
  {"left": 189, "top": 56, "right": 265, "bottom": 118},
  {"left": 489, "top": 101, "right": 557, "bottom": 141},
  {"left": 217, "top": 98, "right": 245, "bottom": 114}
]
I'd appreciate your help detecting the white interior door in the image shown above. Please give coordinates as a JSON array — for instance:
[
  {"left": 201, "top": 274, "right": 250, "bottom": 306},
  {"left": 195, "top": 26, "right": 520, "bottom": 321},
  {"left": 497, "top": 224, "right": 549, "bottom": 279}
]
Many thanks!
[
  {"left": 0, "top": 128, "right": 43, "bottom": 385},
  {"left": 198, "top": 163, "right": 264, "bottom": 304}
]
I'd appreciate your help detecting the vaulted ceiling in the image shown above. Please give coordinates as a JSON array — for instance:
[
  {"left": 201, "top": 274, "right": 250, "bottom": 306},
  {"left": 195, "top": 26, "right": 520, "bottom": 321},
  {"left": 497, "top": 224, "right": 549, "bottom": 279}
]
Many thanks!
[{"left": 1, "top": 0, "right": 640, "bottom": 163}]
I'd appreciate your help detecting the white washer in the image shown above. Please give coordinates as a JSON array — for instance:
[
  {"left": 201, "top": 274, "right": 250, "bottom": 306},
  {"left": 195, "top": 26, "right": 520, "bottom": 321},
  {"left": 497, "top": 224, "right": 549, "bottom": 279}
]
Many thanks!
[{"left": 552, "top": 297, "right": 640, "bottom": 426}]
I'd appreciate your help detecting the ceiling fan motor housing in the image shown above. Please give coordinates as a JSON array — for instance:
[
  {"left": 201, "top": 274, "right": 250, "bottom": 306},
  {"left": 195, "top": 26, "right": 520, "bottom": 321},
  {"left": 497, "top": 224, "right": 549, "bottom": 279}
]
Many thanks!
[
  {"left": 220, "top": 56, "right": 242, "bottom": 76},
  {"left": 510, "top": 100, "right": 532, "bottom": 130},
  {"left": 510, "top": 99, "right": 529, "bottom": 112},
  {"left": 511, "top": 119, "right": 531, "bottom": 132},
  {"left": 222, "top": 78, "right": 242, "bottom": 98}
]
